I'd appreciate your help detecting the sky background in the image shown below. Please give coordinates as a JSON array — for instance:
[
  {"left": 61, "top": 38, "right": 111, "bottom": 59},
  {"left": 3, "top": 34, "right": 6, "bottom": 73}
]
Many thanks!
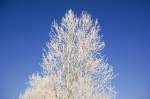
[{"left": 0, "top": 0, "right": 150, "bottom": 99}]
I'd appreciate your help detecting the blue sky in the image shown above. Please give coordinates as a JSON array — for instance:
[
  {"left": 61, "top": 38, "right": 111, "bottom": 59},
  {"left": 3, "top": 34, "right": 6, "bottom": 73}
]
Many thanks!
[{"left": 0, "top": 0, "right": 150, "bottom": 99}]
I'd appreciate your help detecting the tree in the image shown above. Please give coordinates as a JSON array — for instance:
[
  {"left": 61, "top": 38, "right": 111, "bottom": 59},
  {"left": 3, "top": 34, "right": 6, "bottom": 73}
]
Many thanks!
[{"left": 20, "top": 9, "right": 116, "bottom": 99}]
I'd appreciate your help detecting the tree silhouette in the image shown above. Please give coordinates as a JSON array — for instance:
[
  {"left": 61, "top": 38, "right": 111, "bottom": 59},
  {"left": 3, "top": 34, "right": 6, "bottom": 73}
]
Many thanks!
[{"left": 20, "top": 9, "right": 116, "bottom": 99}]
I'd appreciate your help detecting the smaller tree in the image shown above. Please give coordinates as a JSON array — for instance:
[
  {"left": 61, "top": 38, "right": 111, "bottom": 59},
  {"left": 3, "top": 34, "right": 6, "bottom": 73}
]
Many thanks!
[{"left": 20, "top": 9, "right": 116, "bottom": 99}]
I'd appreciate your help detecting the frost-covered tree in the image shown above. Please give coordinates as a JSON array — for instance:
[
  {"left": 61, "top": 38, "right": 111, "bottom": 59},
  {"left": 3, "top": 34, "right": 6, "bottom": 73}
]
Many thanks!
[{"left": 20, "top": 9, "right": 116, "bottom": 99}]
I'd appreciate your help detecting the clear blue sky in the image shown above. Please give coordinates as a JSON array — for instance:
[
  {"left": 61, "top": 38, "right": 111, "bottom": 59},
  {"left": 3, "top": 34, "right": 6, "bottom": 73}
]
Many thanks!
[{"left": 0, "top": 0, "right": 150, "bottom": 99}]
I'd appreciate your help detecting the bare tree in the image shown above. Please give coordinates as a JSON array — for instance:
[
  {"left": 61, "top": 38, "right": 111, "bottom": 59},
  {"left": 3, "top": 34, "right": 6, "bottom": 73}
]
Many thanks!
[{"left": 20, "top": 9, "right": 116, "bottom": 99}]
